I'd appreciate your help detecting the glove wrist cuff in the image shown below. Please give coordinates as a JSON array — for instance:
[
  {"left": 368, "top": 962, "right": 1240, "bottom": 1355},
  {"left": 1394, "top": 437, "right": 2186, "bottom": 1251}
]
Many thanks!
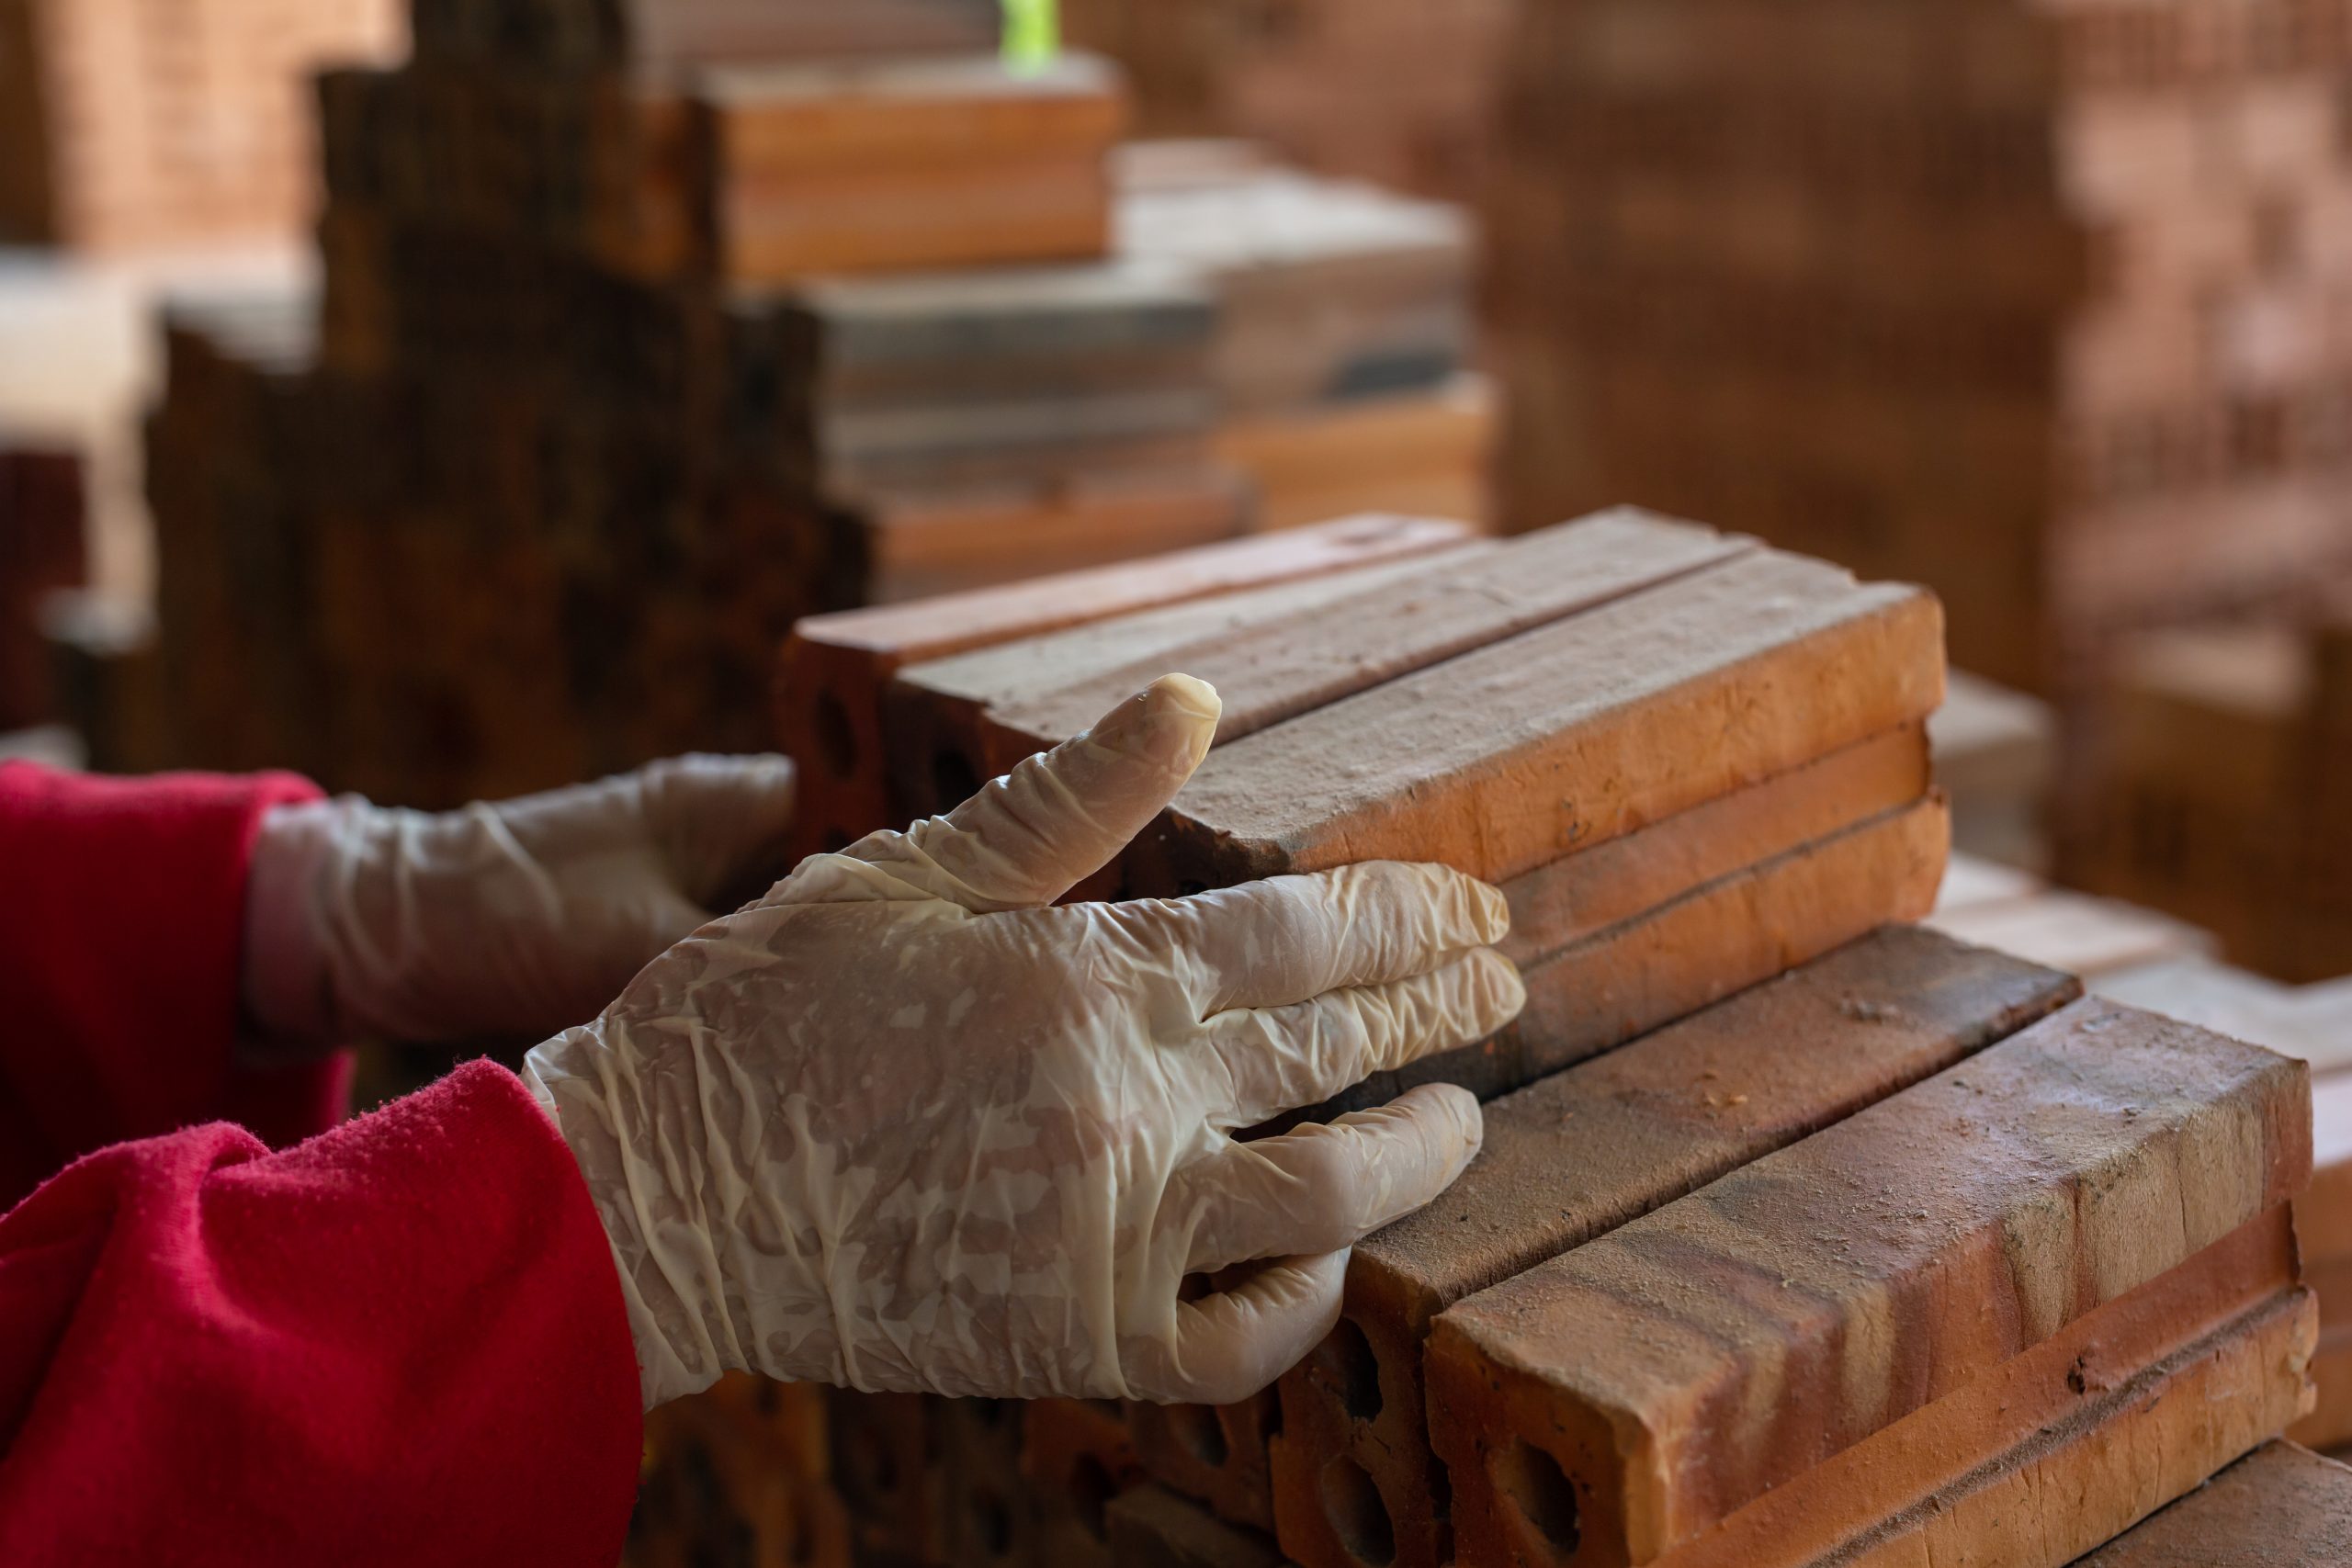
[{"left": 243, "top": 797, "right": 357, "bottom": 1048}]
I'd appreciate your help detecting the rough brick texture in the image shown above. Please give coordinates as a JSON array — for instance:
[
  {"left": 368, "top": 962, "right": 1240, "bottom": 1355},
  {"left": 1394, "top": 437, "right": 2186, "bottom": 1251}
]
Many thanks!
[
  {"left": 1124, "top": 543, "right": 1943, "bottom": 893},
  {"left": 1647, "top": 1208, "right": 2312, "bottom": 1568},
  {"left": 1271, "top": 927, "right": 2077, "bottom": 1568},
  {"left": 777, "top": 513, "right": 1472, "bottom": 853},
  {"left": 1428, "top": 998, "right": 2312, "bottom": 1568},
  {"left": 2071, "top": 1441, "right": 2352, "bottom": 1567}
]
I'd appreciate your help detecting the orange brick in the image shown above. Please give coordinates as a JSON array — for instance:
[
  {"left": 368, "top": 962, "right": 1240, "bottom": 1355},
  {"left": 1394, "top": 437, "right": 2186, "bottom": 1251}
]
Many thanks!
[
  {"left": 1270, "top": 926, "right": 2075, "bottom": 1568},
  {"left": 1123, "top": 544, "right": 1943, "bottom": 893},
  {"left": 1650, "top": 1209, "right": 2312, "bottom": 1568},
  {"left": 2068, "top": 1441, "right": 2352, "bottom": 1567},
  {"left": 1428, "top": 999, "right": 2312, "bottom": 1568},
  {"left": 775, "top": 513, "right": 1472, "bottom": 854}
]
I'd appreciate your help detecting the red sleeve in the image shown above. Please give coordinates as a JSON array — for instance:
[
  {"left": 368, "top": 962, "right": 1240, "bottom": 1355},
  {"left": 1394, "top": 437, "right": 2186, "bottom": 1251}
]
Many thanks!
[
  {"left": 0, "top": 1060, "right": 644, "bottom": 1565},
  {"left": 0, "top": 762, "right": 350, "bottom": 1211}
]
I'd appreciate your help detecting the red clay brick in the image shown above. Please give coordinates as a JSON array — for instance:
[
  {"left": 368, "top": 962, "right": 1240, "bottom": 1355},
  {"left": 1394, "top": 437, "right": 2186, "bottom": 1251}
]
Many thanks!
[
  {"left": 973, "top": 509, "right": 1757, "bottom": 779},
  {"left": 1123, "top": 545, "right": 1944, "bottom": 894},
  {"left": 1650, "top": 1208, "right": 2312, "bottom": 1568},
  {"left": 775, "top": 513, "right": 1472, "bottom": 853},
  {"left": 1427, "top": 999, "right": 2312, "bottom": 1568},
  {"left": 1270, "top": 926, "right": 2076, "bottom": 1568},
  {"left": 886, "top": 546, "right": 1477, "bottom": 826},
  {"left": 1340, "top": 791, "right": 1951, "bottom": 1111},
  {"left": 2068, "top": 1441, "right": 2352, "bottom": 1568}
]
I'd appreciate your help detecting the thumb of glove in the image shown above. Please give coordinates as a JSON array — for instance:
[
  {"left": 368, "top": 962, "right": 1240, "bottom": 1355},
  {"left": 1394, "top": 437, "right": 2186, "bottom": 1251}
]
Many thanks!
[{"left": 785, "top": 673, "right": 1221, "bottom": 913}]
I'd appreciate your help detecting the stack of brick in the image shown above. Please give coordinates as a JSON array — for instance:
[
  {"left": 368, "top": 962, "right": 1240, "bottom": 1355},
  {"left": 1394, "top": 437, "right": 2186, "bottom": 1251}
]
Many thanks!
[
  {"left": 0, "top": 442, "right": 85, "bottom": 730},
  {"left": 142, "top": 1, "right": 1496, "bottom": 807},
  {"left": 1486, "top": 0, "right": 2352, "bottom": 697},
  {"left": 0, "top": 0, "right": 402, "bottom": 251},
  {"left": 1117, "top": 142, "right": 1492, "bottom": 531},
  {"left": 716, "top": 507, "right": 2324, "bottom": 1566},
  {"left": 2064, "top": 615, "right": 2352, "bottom": 981},
  {"left": 1061, "top": 0, "right": 1518, "bottom": 206},
  {"left": 139, "top": 7, "right": 1170, "bottom": 805},
  {"left": 773, "top": 934, "right": 2319, "bottom": 1568}
]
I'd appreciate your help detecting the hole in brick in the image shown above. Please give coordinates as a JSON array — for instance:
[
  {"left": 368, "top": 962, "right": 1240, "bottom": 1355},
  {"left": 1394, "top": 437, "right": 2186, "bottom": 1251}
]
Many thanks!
[
  {"left": 812, "top": 692, "right": 856, "bottom": 779},
  {"left": 753, "top": 1378, "right": 782, "bottom": 1416},
  {"left": 1314, "top": 1317, "right": 1384, "bottom": 1422},
  {"left": 968, "top": 1486, "right": 1013, "bottom": 1558},
  {"left": 1168, "top": 1403, "right": 1229, "bottom": 1468},
  {"left": 1069, "top": 1453, "right": 1116, "bottom": 1542},
  {"left": 1320, "top": 1454, "right": 1396, "bottom": 1566},
  {"left": 848, "top": 1425, "right": 899, "bottom": 1497},
  {"left": 933, "top": 747, "right": 981, "bottom": 811},
  {"left": 1492, "top": 1440, "right": 1581, "bottom": 1557},
  {"left": 972, "top": 1397, "right": 1012, "bottom": 1429}
]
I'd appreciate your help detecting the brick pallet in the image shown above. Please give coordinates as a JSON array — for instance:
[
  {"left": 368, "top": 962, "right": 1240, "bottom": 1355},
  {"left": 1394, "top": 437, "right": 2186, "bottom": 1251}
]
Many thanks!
[
  {"left": 1486, "top": 0, "right": 2352, "bottom": 697},
  {"left": 2063, "top": 614, "right": 2352, "bottom": 982},
  {"left": 0, "top": 0, "right": 401, "bottom": 251}
]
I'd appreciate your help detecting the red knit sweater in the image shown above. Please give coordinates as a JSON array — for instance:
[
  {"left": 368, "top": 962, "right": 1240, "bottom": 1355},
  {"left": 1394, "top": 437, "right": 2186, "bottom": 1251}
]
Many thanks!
[{"left": 0, "top": 763, "right": 642, "bottom": 1564}]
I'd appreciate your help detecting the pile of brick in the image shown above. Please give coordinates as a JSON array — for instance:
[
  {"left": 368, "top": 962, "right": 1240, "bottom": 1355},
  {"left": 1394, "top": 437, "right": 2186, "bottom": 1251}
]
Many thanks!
[
  {"left": 628, "top": 507, "right": 2340, "bottom": 1564},
  {"left": 2062, "top": 613, "right": 2352, "bottom": 983},
  {"left": 137, "top": 4, "right": 1488, "bottom": 805},
  {"left": 1061, "top": 0, "right": 1518, "bottom": 205},
  {"left": 1116, "top": 141, "right": 1489, "bottom": 535},
  {"left": 0, "top": 0, "right": 401, "bottom": 251},
  {"left": 1485, "top": 0, "right": 2352, "bottom": 696}
]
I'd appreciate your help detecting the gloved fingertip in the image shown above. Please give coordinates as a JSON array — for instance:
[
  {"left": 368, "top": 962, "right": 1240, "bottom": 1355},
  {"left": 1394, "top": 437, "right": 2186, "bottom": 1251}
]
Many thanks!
[
  {"left": 1467, "top": 946, "right": 1530, "bottom": 1029},
  {"left": 1105, "top": 673, "right": 1220, "bottom": 772},
  {"left": 1475, "top": 877, "right": 1513, "bottom": 944}
]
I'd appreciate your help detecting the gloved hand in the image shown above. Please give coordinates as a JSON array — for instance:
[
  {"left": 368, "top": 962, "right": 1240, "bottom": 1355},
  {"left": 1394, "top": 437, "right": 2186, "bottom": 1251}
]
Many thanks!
[
  {"left": 524, "top": 675, "right": 1525, "bottom": 1409},
  {"left": 243, "top": 755, "right": 797, "bottom": 1048}
]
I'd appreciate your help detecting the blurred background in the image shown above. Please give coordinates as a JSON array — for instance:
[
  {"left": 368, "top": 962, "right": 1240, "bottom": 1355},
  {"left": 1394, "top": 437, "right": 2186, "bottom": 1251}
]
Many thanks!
[{"left": 6, "top": 0, "right": 2352, "bottom": 1558}]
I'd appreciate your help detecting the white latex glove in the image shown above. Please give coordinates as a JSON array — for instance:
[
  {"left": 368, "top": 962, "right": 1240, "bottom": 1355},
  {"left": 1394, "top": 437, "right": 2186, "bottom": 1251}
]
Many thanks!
[
  {"left": 243, "top": 755, "right": 797, "bottom": 1047},
  {"left": 523, "top": 675, "right": 1525, "bottom": 1409}
]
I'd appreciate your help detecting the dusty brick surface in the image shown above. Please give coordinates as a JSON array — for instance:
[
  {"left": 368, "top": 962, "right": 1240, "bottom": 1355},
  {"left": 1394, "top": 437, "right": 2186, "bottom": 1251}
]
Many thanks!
[
  {"left": 2071, "top": 1441, "right": 2352, "bottom": 1568},
  {"left": 777, "top": 513, "right": 1471, "bottom": 852},
  {"left": 1428, "top": 999, "right": 2312, "bottom": 1567},
  {"left": 1270, "top": 926, "right": 2075, "bottom": 1568},
  {"left": 1122, "top": 545, "right": 1943, "bottom": 894}
]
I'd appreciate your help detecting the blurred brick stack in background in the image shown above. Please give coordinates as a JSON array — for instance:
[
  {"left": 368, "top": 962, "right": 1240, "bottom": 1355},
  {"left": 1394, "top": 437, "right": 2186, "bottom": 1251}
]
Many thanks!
[
  {"left": 1485, "top": 0, "right": 2352, "bottom": 699},
  {"left": 2064, "top": 601, "right": 2352, "bottom": 979},
  {"left": 0, "top": 0, "right": 401, "bottom": 251},
  {"left": 127, "top": 0, "right": 1487, "bottom": 808},
  {"left": 1061, "top": 0, "right": 1519, "bottom": 206}
]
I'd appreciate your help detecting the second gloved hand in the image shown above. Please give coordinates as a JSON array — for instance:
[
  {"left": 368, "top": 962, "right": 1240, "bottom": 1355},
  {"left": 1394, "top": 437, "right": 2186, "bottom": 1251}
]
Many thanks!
[
  {"left": 243, "top": 755, "right": 797, "bottom": 1047},
  {"left": 524, "top": 675, "right": 1526, "bottom": 1408}
]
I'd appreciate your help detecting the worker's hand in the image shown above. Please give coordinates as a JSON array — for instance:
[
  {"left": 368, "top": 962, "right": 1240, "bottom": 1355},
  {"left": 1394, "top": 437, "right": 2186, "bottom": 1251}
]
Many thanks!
[
  {"left": 242, "top": 755, "right": 797, "bottom": 1048},
  {"left": 523, "top": 676, "right": 1524, "bottom": 1409}
]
